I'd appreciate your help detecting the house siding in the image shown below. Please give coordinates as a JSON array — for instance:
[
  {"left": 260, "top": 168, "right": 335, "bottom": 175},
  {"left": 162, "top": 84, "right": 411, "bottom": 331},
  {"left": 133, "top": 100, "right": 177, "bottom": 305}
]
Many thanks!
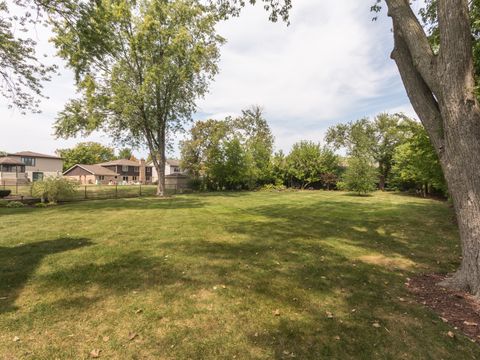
[{"left": 9, "top": 155, "right": 63, "bottom": 181}]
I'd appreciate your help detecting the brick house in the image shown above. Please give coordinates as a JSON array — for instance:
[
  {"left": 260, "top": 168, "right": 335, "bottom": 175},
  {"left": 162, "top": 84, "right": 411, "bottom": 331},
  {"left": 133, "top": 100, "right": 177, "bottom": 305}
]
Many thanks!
[{"left": 63, "top": 159, "right": 153, "bottom": 185}]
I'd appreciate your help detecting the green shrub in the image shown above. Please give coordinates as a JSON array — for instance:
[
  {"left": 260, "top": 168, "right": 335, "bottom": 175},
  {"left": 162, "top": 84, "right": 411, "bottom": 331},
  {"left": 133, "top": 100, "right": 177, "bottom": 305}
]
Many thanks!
[
  {"left": 0, "top": 199, "right": 8, "bottom": 208},
  {"left": 259, "top": 183, "right": 287, "bottom": 192},
  {"left": 342, "top": 157, "right": 378, "bottom": 195},
  {"left": 6, "top": 201, "right": 25, "bottom": 208},
  {"left": 35, "top": 202, "right": 50, "bottom": 208},
  {"left": 31, "top": 177, "right": 78, "bottom": 203},
  {"left": 187, "top": 177, "right": 204, "bottom": 191},
  {"left": 0, "top": 190, "right": 11, "bottom": 198}
]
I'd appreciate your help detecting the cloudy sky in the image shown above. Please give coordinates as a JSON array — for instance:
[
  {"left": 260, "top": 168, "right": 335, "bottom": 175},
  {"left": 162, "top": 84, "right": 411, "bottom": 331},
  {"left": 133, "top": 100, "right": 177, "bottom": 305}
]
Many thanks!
[{"left": 0, "top": 0, "right": 422, "bottom": 158}]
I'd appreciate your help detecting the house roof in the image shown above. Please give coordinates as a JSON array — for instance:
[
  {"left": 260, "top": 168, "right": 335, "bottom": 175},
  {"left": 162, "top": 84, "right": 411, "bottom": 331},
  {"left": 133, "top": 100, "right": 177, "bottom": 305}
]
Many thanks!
[
  {"left": 146, "top": 159, "right": 181, "bottom": 167},
  {"left": 9, "top": 151, "right": 62, "bottom": 160},
  {"left": 98, "top": 159, "right": 142, "bottom": 167},
  {"left": 166, "top": 159, "right": 181, "bottom": 167},
  {"left": 0, "top": 157, "right": 26, "bottom": 166},
  {"left": 63, "top": 164, "right": 119, "bottom": 176}
]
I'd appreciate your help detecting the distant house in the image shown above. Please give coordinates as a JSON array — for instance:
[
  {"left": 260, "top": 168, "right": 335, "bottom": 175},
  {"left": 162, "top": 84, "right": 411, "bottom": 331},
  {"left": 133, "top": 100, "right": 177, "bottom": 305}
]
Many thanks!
[
  {"left": 62, "top": 164, "right": 120, "bottom": 185},
  {"left": 148, "top": 159, "right": 185, "bottom": 183},
  {"left": 63, "top": 159, "right": 153, "bottom": 185},
  {"left": 97, "top": 159, "right": 152, "bottom": 184},
  {"left": 6, "top": 151, "right": 63, "bottom": 182},
  {"left": 0, "top": 157, "right": 27, "bottom": 185}
]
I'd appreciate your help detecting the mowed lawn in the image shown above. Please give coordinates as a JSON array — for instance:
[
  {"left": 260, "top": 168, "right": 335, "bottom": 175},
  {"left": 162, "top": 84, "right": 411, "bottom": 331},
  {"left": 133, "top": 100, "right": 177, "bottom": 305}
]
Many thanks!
[{"left": 0, "top": 191, "right": 478, "bottom": 359}]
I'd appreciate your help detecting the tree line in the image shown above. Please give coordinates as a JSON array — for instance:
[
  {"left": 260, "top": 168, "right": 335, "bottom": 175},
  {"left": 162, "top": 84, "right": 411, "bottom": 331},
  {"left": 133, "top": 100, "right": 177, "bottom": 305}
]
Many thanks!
[{"left": 180, "top": 109, "right": 446, "bottom": 196}]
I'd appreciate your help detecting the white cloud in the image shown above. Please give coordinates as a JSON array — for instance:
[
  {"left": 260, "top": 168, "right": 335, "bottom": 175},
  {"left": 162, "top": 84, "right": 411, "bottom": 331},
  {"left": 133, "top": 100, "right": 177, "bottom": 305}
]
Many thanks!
[{"left": 0, "top": 1, "right": 414, "bottom": 157}]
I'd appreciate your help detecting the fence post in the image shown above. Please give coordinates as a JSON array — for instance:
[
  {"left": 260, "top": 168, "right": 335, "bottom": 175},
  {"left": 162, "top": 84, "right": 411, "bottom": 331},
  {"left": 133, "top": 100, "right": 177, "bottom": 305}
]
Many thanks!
[
  {"left": 16, "top": 182, "right": 18, "bottom": 195},
  {"left": 115, "top": 184, "right": 118, "bottom": 199},
  {"left": 84, "top": 186, "right": 87, "bottom": 199},
  {"left": 139, "top": 184, "right": 142, "bottom": 197}
]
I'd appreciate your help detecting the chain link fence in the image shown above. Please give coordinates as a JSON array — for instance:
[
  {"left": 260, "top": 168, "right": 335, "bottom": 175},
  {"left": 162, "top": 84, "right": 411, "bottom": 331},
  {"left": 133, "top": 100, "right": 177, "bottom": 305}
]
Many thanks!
[{"left": 1, "top": 182, "right": 179, "bottom": 202}]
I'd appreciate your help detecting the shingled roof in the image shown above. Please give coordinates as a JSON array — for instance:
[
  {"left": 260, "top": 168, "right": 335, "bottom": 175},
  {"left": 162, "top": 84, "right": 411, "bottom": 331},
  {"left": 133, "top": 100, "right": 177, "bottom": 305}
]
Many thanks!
[
  {"left": 0, "top": 157, "right": 25, "bottom": 166},
  {"left": 97, "top": 159, "right": 142, "bottom": 167},
  {"left": 9, "top": 151, "right": 62, "bottom": 160},
  {"left": 63, "top": 164, "right": 119, "bottom": 176}
]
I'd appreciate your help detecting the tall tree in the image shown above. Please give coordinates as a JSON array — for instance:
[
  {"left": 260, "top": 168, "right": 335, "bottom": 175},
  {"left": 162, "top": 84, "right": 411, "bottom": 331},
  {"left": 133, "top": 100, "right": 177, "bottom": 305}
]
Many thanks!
[
  {"left": 181, "top": 118, "right": 231, "bottom": 180},
  {"left": 56, "top": 142, "right": 116, "bottom": 171},
  {"left": 391, "top": 119, "right": 447, "bottom": 197},
  {"left": 181, "top": 107, "right": 275, "bottom": 190},
  {"left": 373, "top": 1, "right": 480, "bottom": 294},
  {"left": 341, "top": 156, "right": 378, "bottom": 195},
  {"left": 53, "top": 0, "right": 223, "bottom": 196},
  {"left": 286, "top": 141, "right": 340, "bottom": 189},
  {"left": 117, "top": 148, "right": 133, "bottom": 160},
  {"left": 232, "top": 106, "right": 275, "bottom": 185},
  {"left": 326, "top": 114, "right": 407, "bottom": 191}
]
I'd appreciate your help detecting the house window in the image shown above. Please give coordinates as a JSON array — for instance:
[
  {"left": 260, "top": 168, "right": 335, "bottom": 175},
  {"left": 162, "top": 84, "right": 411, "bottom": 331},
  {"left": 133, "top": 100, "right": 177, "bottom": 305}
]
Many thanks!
[
  {"left": 132, "top": 176, "right": 137, "bottom": 181},
  {"left": 21, "top": 157, "right": 35, "bottom": 166},
  {"left": 98, "top": 175, "right": 105, "bottom": 181},
  {"left": 173, "top": 166, "right": 180, "bottom": 173},
  {"left": 123, "top": 176, "right": 128, "bottom": 181},
  {"left": 122, "top": 165, "right": 129, "bottom": 172},
  {"left": 134, "top": 167, "right": 139, "bottom": 173},
  {"left": 32, "top": 172, "right": 44, "bottom": 182},
  {"left": 146, "top": 167, "right": 152, "bottom": 173}
]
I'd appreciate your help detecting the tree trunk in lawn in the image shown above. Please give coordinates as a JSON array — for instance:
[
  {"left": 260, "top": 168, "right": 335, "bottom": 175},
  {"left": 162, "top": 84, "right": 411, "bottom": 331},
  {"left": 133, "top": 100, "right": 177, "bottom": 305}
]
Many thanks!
[
  {"left": 155, "top": 155, "right": 166, "bottom": 197},
  {"left": 439, "top": 108, "right": 480, "bottom": 294},
  {"left": 385, "top": 0, "right": 480, "bottom": 294},
  {"left": 379, "top": 174, "right": 386, "bottom": 191}
]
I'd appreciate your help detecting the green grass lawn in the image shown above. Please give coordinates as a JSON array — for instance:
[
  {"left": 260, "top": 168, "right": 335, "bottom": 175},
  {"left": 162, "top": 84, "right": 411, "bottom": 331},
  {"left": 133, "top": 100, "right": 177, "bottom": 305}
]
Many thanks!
[{"left": 0, "top": 191, "right": 478, "bottom": 359}]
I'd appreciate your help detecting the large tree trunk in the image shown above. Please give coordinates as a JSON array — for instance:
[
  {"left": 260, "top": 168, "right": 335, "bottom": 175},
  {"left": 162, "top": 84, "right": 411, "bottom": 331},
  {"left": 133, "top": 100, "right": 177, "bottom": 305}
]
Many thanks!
[
  {"left": 385, "top": 0, "right": 480, "bottom": 294},
  {"left": 379, "top": 174, "right": 386, "bottom": 191},
  {"left": 439, "top": 108, "right": 480, "bottom": 294},
  {"left": 156, "top": 129, "right": 166, "bottom": 197},
  {"left": 155, "top": 154, "right": 166, "bottom": 197}
]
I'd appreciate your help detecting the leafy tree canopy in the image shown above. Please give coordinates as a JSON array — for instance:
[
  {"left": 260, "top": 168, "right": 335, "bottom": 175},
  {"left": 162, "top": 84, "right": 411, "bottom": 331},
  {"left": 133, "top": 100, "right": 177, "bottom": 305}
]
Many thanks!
[
  {"left": 285, "top": 141, "right": 340, "bottom": 189},
  {"left": 56, "top": 142, "right": 115, "bottom": 171},
  {"left": 52, "top": 0, "right": 224, "bottom": 196}
]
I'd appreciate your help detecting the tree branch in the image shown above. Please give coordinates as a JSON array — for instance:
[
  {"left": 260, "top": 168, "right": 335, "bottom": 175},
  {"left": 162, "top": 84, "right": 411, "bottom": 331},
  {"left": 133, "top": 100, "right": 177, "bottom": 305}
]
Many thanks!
[
  {"left": 385, "top": 0, "right": 440, "bottom": 95},
  {"left": 391, "top": 26, "right": 445, "bottom": 156}
]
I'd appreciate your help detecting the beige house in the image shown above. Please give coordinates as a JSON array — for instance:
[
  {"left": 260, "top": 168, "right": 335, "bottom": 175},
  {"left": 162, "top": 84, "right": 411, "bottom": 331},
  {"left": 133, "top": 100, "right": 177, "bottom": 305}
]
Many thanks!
[
  {"left": 7, "top": 151, "right": 63, "bottom": 182},
  {"left": 62, "top": 164, "right": 119, "bottom": 185},
  {"left": 0, "top": 157, "right": 28, "bottom": 185},
  {"left": 148, "top": 159, "right": 184, "bottom": 183}
]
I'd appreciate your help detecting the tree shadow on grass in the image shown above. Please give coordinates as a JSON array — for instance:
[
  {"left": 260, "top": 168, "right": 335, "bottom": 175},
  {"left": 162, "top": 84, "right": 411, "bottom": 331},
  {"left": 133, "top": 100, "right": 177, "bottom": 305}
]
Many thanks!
[
  {"left": 0, "top": 237, "right": 92, "bottom": 314},
  {"left": 155, "top": 198, "right": 466, "bottom": 357},
  {"left": 37, "top": 251, "right": 186, "bottom": 294}
]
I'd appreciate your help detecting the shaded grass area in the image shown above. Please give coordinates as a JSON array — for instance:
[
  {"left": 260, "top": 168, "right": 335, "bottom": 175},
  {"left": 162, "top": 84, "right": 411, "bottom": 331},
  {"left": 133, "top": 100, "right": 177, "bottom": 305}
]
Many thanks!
[{"left": 0, "top": 191, "right": 477, "bottom": 359}]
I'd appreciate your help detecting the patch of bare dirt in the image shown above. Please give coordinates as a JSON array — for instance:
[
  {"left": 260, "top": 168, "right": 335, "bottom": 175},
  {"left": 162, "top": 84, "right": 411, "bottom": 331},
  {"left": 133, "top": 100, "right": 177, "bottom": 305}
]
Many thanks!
[{"left": 407, "top": 274, "right": 480, "bottom": 341}]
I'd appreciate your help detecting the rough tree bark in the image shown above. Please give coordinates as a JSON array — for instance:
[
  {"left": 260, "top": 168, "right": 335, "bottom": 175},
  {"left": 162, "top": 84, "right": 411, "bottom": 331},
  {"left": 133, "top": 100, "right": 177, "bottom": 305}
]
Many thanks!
[
  {"left": 149, "top": 126, "right": 167, "bottom": 197},
  {"left": 385, "top": 0, "right": 480, "bottom": 294}
]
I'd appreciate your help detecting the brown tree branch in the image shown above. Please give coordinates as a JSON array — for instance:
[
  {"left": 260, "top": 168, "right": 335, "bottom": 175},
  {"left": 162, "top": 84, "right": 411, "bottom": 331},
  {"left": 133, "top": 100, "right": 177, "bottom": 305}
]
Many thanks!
[
  {"left": 385, "top": 0, "right": 440, "bottom": 95},
  {"left": 391, "top": 24, "right": 445, "bottom": 156}
]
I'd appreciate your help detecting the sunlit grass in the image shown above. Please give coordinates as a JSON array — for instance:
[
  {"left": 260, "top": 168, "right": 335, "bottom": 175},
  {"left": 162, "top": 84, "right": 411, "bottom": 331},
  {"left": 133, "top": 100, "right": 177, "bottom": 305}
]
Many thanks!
[{"left": 0, "top": 191, "right": 476, "bottom": 359}]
